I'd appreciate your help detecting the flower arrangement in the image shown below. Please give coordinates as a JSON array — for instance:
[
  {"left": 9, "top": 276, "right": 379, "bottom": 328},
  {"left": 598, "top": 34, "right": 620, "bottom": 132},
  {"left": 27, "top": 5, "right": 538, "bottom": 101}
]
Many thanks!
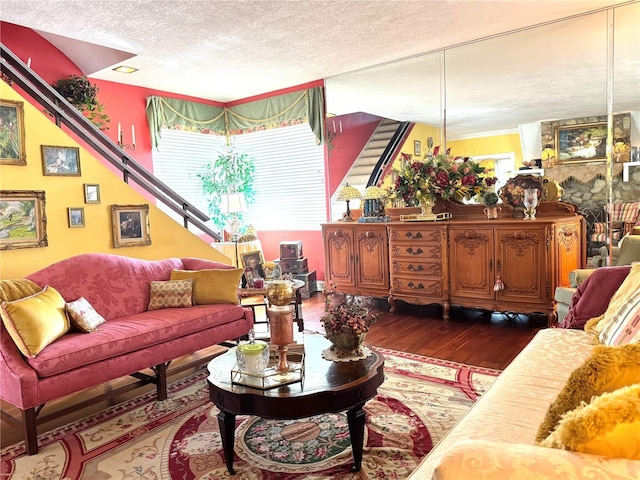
[
  {"left": 391, "top": 152, "right": 497, "bottom": 206},
  {"left": 322, "top": 288, "right": 377, "bottom": 337}
]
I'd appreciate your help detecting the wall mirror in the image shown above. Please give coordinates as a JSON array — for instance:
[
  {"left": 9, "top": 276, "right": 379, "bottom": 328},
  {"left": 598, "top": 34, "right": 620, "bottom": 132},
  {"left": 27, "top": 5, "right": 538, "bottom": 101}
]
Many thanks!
[{"left": 326, "top": 2, "right": 639, "bottom": 262}]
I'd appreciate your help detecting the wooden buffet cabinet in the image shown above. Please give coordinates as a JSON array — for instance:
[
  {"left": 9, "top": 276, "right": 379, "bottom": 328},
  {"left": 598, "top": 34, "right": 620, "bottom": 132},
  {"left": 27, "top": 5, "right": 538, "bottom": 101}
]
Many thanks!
[{"left": 322, "top": 200, "right": 584, "bottom": 327}]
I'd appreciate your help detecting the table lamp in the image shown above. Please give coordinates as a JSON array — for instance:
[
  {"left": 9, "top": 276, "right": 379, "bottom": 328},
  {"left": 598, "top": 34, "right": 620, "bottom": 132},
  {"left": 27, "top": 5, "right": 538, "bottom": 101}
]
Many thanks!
[
  {"left": 337, "top": 183, "right": 362, "bottom": 222},
  {"left": 221, "top": 192, "right": 246, "bottom": 241}
]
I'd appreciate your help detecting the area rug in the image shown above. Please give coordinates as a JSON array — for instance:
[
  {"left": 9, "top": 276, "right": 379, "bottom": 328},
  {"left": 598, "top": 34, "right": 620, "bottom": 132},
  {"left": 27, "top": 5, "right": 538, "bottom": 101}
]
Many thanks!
[{"left": 1, "top": 347, "right": 500, "bottom": 479}]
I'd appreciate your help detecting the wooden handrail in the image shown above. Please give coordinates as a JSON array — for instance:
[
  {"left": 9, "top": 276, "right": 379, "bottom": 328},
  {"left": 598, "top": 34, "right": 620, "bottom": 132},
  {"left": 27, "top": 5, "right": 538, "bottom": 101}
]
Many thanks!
[{"left": 0, "top": 42, "right": 221, "bottom": 241}]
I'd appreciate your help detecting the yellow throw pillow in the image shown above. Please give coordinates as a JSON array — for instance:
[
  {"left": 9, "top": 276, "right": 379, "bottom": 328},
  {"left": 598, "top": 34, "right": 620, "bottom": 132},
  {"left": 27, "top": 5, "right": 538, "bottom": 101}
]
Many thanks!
[
  {"left": 535, "top": 343, "right": 640, "bottom": 443},
  {"left": 169, "top": 269, "right": 242, "bottom": 305},
  {"left": 0, "top": 285, "right": 70, "bottom": 358},
  {"left": 0, "top": 279, "right": 42, "bottom": 302},
  {"left": 147, "top": 279, "right": 193, "bottom": 310},
  {"left": 540, "top": 384, "right": 640, "bottom": 460}
]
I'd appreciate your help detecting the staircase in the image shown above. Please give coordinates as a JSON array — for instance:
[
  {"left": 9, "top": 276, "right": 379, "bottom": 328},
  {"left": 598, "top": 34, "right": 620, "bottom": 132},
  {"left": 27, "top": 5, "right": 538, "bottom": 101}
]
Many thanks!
[{"left": 330, "top": 118, "right": 410, "bottom": 220}]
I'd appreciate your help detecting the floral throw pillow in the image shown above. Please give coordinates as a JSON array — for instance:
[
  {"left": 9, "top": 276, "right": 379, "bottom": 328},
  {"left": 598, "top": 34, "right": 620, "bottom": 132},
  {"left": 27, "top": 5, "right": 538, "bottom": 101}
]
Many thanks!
[
  {"left": 147, "top": 279, "right": 193, "bottom": 311},
  {"left": 66, "top": 297, "right": 106, "bottom": 333}
]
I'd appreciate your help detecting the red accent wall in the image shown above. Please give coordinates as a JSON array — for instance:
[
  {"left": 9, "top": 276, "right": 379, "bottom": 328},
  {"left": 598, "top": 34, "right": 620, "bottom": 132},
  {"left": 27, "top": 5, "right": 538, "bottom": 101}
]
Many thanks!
[{"left": 327, "top": 113, "right": 381, "bottom": 196}]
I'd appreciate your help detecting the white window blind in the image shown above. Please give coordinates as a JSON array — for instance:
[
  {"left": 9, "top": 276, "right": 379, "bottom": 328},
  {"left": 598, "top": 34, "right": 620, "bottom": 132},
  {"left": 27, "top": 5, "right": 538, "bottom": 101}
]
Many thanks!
[{"left": 152, "top": 123, "right": 325, "bottom": 232}]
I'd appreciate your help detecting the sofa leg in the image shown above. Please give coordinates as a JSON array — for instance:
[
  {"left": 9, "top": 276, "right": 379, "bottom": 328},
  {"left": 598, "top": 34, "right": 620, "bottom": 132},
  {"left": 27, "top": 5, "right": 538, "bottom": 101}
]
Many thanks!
[
  {"left": 22, "top": 408, "right": 38, "bottom": 455},
  {"left": 154, "top": 362, "right": 168, "bottom": 401}
]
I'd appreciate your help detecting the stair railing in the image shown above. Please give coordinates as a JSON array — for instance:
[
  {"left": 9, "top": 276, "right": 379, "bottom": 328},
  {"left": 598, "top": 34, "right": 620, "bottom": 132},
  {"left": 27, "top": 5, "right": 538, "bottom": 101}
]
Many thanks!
[
  {"left": 0, "top": 42, "right": 221, "bottom": 241},
  {"left": 368, "top": 121, "right": 412, "bottom": 187}
]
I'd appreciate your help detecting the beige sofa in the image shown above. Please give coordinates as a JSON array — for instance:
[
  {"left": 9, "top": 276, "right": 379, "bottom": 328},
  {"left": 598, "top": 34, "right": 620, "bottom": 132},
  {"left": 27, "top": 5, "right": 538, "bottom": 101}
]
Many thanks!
[{"left": 407, "top": 328, "right": 640, "bottom": 479}]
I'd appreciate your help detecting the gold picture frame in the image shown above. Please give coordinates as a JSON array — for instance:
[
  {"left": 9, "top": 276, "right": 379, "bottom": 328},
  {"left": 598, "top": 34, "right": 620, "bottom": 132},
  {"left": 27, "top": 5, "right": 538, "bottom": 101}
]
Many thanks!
[
  {"left": 84, "top": 183, "right": 100, "bottom": 204},
  {"left": 0, "top": 99, "right": 26, "bottom": 165},
  {"left": 41, "top": 145, "right": 81, "bottom": 176},
  {"left": 0, "top": 190, "right": 48, "bottom": 249},
  {"left": 111, "top": 204, "right": 151, "bottom": 248},
  {"left": 68, "top": 207, "right": 85, "bottom": 228},
  {"left": 555, "top": 122, "right": 607, "bottom": 164}
]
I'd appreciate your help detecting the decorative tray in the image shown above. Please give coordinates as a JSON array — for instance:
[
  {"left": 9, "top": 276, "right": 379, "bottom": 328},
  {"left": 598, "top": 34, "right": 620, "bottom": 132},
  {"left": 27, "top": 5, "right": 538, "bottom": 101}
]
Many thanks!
[
  {"left": 400, "top": 212, "right": 452, "bottom": 222},
  {"left": 231, "top": 347, "right": 305, "bottom": 390}
]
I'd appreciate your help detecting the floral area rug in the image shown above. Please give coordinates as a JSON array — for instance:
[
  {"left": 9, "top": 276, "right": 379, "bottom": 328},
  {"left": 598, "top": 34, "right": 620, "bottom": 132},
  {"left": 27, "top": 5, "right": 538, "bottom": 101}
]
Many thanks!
[{"left": 1, "top": 348, "right": 500, "bottom": 479}]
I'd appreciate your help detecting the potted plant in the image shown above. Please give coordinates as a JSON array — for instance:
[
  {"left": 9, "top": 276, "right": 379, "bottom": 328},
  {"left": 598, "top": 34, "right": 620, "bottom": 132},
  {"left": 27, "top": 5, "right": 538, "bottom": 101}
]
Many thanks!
[
  {"left": 322, "top": 286, "right": 378, "bottom": 358},
  {"left": 52, "top": 74, "right": 110, "bottom": 130},
  {"left": 483, "top": 191, "right": 501, "bottom": 219},
  {"left": 197, "top": 142, "right": 256, "bottom": 234}
]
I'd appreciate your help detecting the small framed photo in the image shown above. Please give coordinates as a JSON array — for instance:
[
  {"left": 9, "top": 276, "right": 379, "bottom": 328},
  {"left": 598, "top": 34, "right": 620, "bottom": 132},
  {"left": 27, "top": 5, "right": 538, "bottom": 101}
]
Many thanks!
[
  {"left": 241, "top": 251, "right": 265, "bottom": 271},
  {"left": 41, "top": 145, "right": 81, "bottom": 176},
  {"left": 111, "top": 204, "right": 151, "bottom": 248},
  {"left": 0, "top": 190, "right": 48, "bottom": 250},
  {"left": 414, "top": 140, "right": 421, "bottom": 157},
  {"left": 67, "top": 207, "right": 85, "bottom": 228},
  {"left": 0, "top": 99, "right": 26, "bottom": 165},
  {"left": 84, "top": 184, "right": 100, "bottom": 204}
]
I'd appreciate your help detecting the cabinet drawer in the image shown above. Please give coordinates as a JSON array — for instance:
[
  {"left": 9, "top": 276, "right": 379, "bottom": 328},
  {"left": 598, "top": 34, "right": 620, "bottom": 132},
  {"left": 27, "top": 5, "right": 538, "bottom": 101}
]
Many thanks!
[
  {"left": 390, "top": 242, "right": 443, "bottom": 260},
  {"left": 389, "top": 226, "right": 441, "bottom": 244},
  {"left": 391, "top": 275, "right": 443, "bottom": 296},
  {"left": 391, "top": 259, "right": 442, "bottom": 278}
]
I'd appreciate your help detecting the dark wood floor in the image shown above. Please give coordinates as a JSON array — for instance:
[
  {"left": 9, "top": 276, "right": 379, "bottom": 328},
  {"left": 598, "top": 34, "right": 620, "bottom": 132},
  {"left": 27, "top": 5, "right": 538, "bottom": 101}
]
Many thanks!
[{"left": 0, "top": 293, "right": 540, "bottom": 449}]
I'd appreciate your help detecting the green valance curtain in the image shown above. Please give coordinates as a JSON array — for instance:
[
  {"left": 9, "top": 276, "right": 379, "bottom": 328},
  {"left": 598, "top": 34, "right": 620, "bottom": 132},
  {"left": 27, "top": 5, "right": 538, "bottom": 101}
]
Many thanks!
[{"left": 146, "top": 86, "right": 325, "bottom": 149}]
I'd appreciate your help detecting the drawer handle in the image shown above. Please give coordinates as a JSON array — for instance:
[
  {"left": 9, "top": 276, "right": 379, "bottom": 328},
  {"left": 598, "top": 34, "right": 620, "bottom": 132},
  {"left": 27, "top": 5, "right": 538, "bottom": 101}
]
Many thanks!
[
  {"left": 407, "top": 281, "right": 424, "bottom": 289},
  {"left": 407, "top": 264, "right": 424, "bottom": 271},
  {"left": 405, "top": 231, "right": 423, "bottom": 239},
  {"left": 406, "top": 247, "right": 423, "bottom": 255}
]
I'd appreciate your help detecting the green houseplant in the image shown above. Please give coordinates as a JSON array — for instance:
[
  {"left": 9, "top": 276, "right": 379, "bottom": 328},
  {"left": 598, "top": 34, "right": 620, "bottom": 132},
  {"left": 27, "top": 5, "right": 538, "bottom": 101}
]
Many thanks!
[
  {"left": 483, "top": 191, "right": 499, "bottom": 206},
  {"left": 52, "top": 74, "right": 110, "bottom": 130},
  {"left": 198, "top": 142, "right": 256, "bottom": 233}
]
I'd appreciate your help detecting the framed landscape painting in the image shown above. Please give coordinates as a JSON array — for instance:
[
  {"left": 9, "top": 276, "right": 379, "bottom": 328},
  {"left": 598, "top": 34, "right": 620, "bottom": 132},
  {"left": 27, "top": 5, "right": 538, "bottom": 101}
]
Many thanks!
[
  {"left": 0, "top": 99, "right": 26, "bottom": 165},
  {"left": 111, "top": 204, "right": 151, "bottom": 248},
  {"left": 0, "top": 190, "right": 48, "bottom": 250}
]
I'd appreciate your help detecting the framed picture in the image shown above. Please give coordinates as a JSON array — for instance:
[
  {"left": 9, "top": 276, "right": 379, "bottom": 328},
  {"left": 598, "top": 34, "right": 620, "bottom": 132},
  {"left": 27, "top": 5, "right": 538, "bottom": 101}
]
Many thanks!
[
  {"left": 111, "top": 204, "right": 151, "bottom": 248},
  {"left": 241, "top": 251, "right": 264, "bottom": 271},
  {"left": 414, "top": 140, "right": 421, "bottom": 157},
  {"left": 0, "top": 99, "right": 26, "bottom": 165},
  {"left": 67, "top": 207, "right": 85, "bottom": 228},
  {"left": 0, "top": 190, "right": 48, "bottom": 250},
  {"left": 555, "top": 123, "right": 607, "bottom": 164},
  {"left": 41, "top": 145, "right": 81, "bottom": 176},
  {"left": 84, "top": 184, "right": 100, "bottom": 204}
]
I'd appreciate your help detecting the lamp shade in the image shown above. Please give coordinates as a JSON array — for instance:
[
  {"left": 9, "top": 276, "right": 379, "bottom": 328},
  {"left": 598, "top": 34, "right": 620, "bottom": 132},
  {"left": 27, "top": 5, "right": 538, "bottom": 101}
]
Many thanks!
[
  {"left": 364, "top": 186, "right": 385, "bottom": 199},
  {"left": 221, "top": 192, "right": 246, "bottom": 214},
  {"left": 337, "top": 183, "right": 362, "bottom": 201}
]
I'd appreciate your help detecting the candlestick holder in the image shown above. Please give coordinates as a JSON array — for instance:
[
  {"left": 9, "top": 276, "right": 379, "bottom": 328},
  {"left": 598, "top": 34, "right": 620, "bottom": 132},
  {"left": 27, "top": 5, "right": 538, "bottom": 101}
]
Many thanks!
[{"left": 266, "top": 304, "right": 294, "bottom": 372}]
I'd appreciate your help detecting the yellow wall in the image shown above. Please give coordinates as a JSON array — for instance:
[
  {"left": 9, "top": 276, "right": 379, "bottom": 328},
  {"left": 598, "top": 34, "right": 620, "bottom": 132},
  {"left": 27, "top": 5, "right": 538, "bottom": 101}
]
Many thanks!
[
  {"left": 0, "top": 85, "right": 231, "bottom": 279},
  {"left": 448, "top": 132, "right": 523, "bottom": 166}
]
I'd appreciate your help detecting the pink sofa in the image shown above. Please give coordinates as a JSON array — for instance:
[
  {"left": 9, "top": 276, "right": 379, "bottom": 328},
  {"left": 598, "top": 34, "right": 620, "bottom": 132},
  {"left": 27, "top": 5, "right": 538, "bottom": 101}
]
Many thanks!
[{"left": 0, "top": 253, "right": 253, "bottom": 455}]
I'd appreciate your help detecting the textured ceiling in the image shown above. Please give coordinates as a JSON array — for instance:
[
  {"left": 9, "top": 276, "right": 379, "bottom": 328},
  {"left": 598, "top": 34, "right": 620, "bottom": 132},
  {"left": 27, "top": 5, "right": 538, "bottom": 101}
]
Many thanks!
[{"left": 1, "top": 0, "right": 638, "bottom": 137}]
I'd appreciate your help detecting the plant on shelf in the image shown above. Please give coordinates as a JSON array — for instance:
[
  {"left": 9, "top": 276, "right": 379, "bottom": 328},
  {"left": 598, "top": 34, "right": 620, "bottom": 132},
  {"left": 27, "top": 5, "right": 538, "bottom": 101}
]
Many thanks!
[
  {"left": 390, "top": 152, "right": 497, "bottom": 206},
  {"left": 198, "top": 141, "right": 256, "bottom": 233},
  {"left": 51, "top": 74, "right": 110, "bottom": 130}
]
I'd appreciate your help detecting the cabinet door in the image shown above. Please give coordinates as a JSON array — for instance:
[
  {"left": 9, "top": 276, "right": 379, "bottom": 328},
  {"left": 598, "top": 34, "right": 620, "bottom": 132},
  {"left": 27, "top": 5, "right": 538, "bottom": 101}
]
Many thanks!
[
  {"left": 495, "top": 226, "right": 548, "bottom": 304},
  {"left": 555, "top": 220, "right": 582, "bottom": 288},
  {"left": 449, "top": 226, "right": 494, "bottom": 299},
  {"left": 355, "top": 226, "right": 389, "bottom": 291},
  {"left": 323, "top": 226, "right": 355, "bottom": 288}
]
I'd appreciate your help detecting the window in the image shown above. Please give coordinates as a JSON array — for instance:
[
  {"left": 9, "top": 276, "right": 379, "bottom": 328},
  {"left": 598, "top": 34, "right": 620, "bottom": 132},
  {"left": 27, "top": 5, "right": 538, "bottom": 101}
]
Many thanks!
[{"left": 152, "top": 123, "right": 325, "bottom": 233}]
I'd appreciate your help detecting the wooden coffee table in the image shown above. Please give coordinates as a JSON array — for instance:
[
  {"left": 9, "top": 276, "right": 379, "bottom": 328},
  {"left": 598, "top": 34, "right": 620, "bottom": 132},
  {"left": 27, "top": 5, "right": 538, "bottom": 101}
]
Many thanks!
[{"left": 207, "top": 334, "right": 385, "bottom": 475}]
